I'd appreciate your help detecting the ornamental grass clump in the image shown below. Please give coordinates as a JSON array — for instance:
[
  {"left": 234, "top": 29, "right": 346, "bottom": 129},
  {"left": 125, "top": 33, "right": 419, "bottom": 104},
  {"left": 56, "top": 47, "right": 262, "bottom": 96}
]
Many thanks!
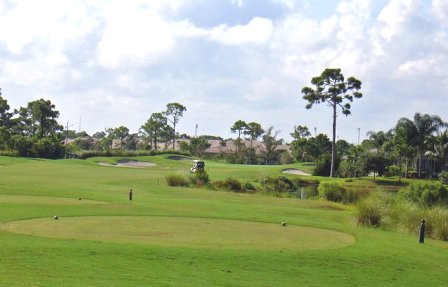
[
  {"left": 165, "top": 174, "right": 189, "bottom": 187},
  {"left": 356, "top": 190, "right": 448, "bottom": 241},
  {"left": 189, "top": 170, "right": 210, "bottom": 187}
]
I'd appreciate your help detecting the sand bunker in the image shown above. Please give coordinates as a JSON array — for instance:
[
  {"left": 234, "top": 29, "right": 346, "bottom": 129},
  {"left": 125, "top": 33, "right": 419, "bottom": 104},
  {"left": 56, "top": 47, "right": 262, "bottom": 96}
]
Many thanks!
[
  {"left": 98, "top": 159, "right": 156, "bottom": 168},
  {"left": 1, "top": 216, "right": 355, "bottom": 251},
  {"left": 282, "top": 168, "right": 311, "bottom": 176}
]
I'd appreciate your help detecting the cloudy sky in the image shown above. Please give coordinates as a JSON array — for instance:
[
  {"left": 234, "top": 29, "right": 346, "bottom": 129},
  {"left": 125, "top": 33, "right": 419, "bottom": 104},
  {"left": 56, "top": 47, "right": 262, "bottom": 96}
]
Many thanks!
[{"left": 0, "top": 0, "right": 447, "bottom": 143}]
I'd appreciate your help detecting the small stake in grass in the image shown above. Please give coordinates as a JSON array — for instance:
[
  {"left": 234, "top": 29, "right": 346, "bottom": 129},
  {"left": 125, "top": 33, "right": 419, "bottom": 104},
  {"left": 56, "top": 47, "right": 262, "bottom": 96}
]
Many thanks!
[
  {"left": 419, "top": 219, "right": 425, "bottom": 243},
  {"left": 129, "top": 189, "right": 133, "bottom": 201}
]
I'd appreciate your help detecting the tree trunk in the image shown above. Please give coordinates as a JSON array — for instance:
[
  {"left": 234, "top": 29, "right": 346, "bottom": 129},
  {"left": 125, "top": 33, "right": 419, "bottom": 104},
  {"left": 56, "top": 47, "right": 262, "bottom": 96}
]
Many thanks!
[
  {"left": 405, "top": 157, "right": 409, "bottom": 178},
  {"left": 398, "top": 155, "right": 402, "bottom": 182},
  {"left": 418, "top": 154, "right": 422, "bottom": 178},
  {"left": 172, "top": 123, "right": 176, "bottom": 150},
  {"left": 330, "top": 103, "right": 337, "bottom": 177}
]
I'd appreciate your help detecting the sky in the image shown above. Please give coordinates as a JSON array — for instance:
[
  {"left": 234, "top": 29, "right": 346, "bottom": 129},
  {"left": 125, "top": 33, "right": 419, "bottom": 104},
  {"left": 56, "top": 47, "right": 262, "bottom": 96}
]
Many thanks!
[{"left": 0, "top": 0, "right": 447, "bottom": 143}]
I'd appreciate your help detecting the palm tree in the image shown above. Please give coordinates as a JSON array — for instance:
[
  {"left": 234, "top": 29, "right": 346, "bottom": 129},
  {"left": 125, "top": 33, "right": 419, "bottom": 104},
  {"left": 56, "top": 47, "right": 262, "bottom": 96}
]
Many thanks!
[
  {"left": 397, "top": 113, "right": 446, "bottom": 178},
  {"left": 365, "top": 130, "right": 392, "bottom": 152},
  {"left": 429, "top": 130, "right": 448, "bottom": 172}
]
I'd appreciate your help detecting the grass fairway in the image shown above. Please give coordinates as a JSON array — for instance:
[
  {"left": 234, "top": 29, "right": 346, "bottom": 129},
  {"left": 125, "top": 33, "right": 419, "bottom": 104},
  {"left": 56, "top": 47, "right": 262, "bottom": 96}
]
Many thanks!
[{"left": 1, "top": 155, "right": 448, "bottom": 286}]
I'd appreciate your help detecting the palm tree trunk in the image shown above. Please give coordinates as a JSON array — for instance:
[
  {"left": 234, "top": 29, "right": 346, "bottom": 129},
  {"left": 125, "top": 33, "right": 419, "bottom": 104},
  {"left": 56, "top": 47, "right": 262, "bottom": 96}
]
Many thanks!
[
  {"left": 418, "top": 154, "right": 422, "bottom": 178},
  {"left": 405, "top": 157, "right": 409, "bottom": 178}
]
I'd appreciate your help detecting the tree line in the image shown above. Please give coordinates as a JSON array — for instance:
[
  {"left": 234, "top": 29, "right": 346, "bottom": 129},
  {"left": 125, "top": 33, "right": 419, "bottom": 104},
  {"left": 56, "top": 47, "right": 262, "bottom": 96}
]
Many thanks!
[
  {"left": 0, "top": 89, "right": 188, "bottom": 158},
  {"left": 1, "top": 65, "right": 446, "bottom": 178},
  {"left": 290, "top": 114, "right": 448, "bottom": 179}
]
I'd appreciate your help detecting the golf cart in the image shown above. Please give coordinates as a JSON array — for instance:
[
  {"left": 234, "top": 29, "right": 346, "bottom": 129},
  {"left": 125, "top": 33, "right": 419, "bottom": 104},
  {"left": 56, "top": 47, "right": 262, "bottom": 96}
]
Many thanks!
[{"left": 190, "top": 160, "right": 205, "bottom": 173}]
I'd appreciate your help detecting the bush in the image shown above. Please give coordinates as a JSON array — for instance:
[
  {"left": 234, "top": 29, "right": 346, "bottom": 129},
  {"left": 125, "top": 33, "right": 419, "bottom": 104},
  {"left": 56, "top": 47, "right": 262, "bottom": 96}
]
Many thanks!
[
  {"left": 439, "top": 171, "right": 448, "bottom": 184},
  {"left": 399, "top": 181, "right": 448, "bottom": 207},
  {"left": 189, "top": 170, "right": 210, "bottom": 187},
  {"left": 313, "top": 154, "right": 332, "bottom": 176},
  {"left": 242, "top": 181, "right": 256, "bottom": 192},
  {"left": 0, "top": 150, "right": 19, "bottom": 157},
  {"left": 211, "top": 180, "right": 227, "bottom": 190},
  {"left": 357, "top": 192, "right": 387, "bottom": 226},
  {"left": 165, "top": 174, "right": 189, "bottom": 187},
  {"left": 356, "top": 192, "right": 448, "bottom": 241},
  {"left": 211, "top": 178, "right": 243, "bottom": 192},
  {"left": 280, "top": 151, "right": 294, "bottom": 165},
  {"left": 318, "top": 182, "right": 346, "bottom": 202},
  {"left": 225, "top": 178, "right": 242, "bottom": 192},
  {"left": 385, "top": 165, "right": 401, "bottom": 177},
  {"left": 258, "top": 176, "right": 296, "bottom": 193},
  {"left": 426, "top": 207, "right": 448, "bottom": 241}
]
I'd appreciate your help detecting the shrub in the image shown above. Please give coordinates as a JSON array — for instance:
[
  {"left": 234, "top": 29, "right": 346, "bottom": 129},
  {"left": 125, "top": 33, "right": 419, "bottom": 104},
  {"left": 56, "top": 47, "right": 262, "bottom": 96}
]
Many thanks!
[
  {"left": 258, "top": 176, "right": 296, "bottom": 193},
  {"left": 385, "top": 165, "right": 401, "bottom": 177},
  {"left": 211, "top": 178, "right": 243, "bottom": 192},
  {"left": 357, "top": 192, "right": 386, "bottom": 226},
  {"left": 165, "top": 174, "right": 189, "bottom": 187},
  {"left": 280, "top": 151, "right": 294, "bottom": 165},
  {"left": 313, "top": 154, "right": 332, "bottom": 176},
  {"left": 356, "top": 192, "right": 448, "bottom": 241},
  {"left": 189, "top": 170, "right": 210, "bottom": 187},
  {"left": 426, "top": 207, "right": 448, "bottom": 241},
  {"left": 211, "top": 180, "right": 227, "bottom": 190},
  {"left": 225, "top": 178, "right": 242, "bottom": 192},
  {"left": 0, "top": 150, "right": 19, "bottom": 157},
  {"left": 242, "top": 181, "right": 256, "bottom": 192},
  {"left": 318, "top": 182, "right": 346, "bottom": 202},
  {"left": 439, "top": 171, "right": 448, "bottom": 184},
  {"left": 399, "top": 181, "right": 448, "bottom": 207}
]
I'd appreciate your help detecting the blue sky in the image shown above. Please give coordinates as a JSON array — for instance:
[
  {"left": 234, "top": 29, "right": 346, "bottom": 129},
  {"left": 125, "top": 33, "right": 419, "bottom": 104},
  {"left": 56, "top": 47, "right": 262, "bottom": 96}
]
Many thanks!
[{"left": 0, "top": 0, "right": 447, "bottom": 143}]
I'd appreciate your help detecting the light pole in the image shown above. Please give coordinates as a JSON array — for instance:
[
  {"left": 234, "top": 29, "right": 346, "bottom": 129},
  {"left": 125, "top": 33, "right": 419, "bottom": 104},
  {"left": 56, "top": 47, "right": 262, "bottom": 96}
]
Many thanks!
[{"left": 357, "top": 128, "right": 360, "bottom": 145}]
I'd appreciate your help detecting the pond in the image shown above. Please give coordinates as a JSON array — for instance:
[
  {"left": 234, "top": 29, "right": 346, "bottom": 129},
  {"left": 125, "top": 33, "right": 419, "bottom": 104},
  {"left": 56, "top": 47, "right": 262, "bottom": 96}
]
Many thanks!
[{"left": 290, "top": 184, "right": 318, "bottom": 199}]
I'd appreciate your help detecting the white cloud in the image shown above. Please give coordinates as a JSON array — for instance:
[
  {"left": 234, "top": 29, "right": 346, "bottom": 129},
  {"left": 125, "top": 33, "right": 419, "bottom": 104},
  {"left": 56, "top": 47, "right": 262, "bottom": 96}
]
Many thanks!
[
  {"left": 0, "top": 0, "right": 96, "bottom": 54},
  {"left": 1, "top": 0, "right": 447, "bottom": 144},
  {"left": 432, "top": 0, "right": 448, "bottom": 24},
  {"left": 271, "top": 0, "right": 297, "bottom": 9},
  {"left": 95, "top": 2, "right": 173, "bottom": 68},
  {"left": 210, "top": 17, "right": 273, "bottom": 45},
  {"left": 231, "top": 0, "right": 244, "bottom": 7},
  {"left": 377, "top": 0, "right": 419, "bottom": 41}
]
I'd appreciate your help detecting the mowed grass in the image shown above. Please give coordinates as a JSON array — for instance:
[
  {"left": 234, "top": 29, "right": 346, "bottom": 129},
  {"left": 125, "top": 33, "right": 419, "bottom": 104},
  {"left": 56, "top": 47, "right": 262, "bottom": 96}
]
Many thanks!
[
  {"left": 2, "top": 216, "right": 354, "bottom": 251},
  {"left": 0, "top": 155, "right": 447, "bottom": 286}
]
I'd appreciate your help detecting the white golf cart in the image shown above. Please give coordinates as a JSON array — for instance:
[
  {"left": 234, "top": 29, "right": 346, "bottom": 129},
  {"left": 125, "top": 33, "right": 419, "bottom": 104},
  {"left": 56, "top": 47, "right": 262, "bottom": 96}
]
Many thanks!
[{"left": 190, "top": 160, "right": 205, "bottom": 173}]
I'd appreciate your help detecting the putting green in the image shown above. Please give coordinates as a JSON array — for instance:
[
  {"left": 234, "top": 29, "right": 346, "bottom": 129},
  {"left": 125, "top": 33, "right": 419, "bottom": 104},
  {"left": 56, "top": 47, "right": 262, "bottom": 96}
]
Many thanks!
[{"left": 1, "top": 216, "right": 355, "bottom": 251}]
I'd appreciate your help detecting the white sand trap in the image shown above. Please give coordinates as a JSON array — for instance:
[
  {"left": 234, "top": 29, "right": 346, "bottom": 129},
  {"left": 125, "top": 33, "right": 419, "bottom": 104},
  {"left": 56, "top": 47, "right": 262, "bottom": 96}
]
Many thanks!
[
  {"left": 282, "top": 168, "right": 311, "bottom": 176},
  {"left": 99, "top": 159, "right": 156, "bottom": 168}
]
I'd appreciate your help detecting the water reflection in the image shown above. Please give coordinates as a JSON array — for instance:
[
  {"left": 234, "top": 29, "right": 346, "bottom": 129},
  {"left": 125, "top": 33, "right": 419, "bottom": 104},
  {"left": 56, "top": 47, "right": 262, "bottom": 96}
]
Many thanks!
[{"left": 290, "top": 185, "right": 318, "bottom": 199}]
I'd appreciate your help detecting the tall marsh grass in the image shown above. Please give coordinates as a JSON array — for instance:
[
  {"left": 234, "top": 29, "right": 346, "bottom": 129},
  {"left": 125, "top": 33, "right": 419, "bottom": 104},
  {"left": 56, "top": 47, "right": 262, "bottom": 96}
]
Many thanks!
[{"left": 357, "top": 191, "right": 448, "bottom": 241}]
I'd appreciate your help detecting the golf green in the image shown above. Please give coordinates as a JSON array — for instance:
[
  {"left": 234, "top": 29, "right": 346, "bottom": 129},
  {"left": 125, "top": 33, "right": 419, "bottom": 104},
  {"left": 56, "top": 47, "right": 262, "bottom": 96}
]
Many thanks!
[{"left": 2, "top": 216, "right": 355, "bottom": 251}]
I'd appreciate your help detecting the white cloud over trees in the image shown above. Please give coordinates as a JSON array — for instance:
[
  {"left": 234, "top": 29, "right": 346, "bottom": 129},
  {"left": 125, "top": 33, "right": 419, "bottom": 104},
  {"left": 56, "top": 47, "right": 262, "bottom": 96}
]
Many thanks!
[{"left": 0, "top": 0, "right": 447, "bottom": 142}]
